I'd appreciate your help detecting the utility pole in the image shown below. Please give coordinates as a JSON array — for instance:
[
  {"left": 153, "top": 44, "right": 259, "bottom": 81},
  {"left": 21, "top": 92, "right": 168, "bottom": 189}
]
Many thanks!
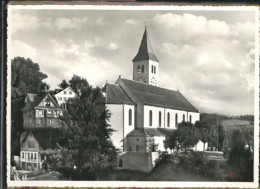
[{"left": 217, "top": 117, "right": 219, "bottom": 151}]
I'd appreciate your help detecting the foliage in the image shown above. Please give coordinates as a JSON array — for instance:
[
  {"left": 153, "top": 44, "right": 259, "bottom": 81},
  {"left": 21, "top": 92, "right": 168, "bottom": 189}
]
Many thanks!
[
  {"left": 194, "top": 121, "right": 211, "bottom": 151},
  {"left": 164, "top": 122, "right": 200, "bottom": 153},
  {"left": 200, "top": 113, "right": 229, "bottom": 125},
  {"left": 53, "top": 75, "right": 117, "bottom": 179},
  {"left": 164, "top": 130, "right": 179, "bottom": 152},
  {"left": 58, "top": 79, "right": 69, "bottom": 89},
  {"left": 11, "top": 57, "right": 49, "bottom": 155},
  {"left": 68, "top": 74, "right": 89, "bottom": 96},
  {"left": 239, "top": 115, "right": 254, "bottom": 122},
  {"left": 227, "top": 128, "right": 253, "bottom": 181},
  {"left": 146, "top": 136, "right": 158, "bottom": 152},
  {"left": 217, "top": 124, "right": 226, "bottom": 150}
]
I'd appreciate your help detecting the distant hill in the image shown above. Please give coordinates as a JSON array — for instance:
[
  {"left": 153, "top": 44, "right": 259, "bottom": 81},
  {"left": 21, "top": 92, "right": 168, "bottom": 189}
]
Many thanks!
[
  {"left": 222, "top": 119, "right": 252, "bottom": 127},
  {"left": 200, "top": 113, "right": 229, "bottom": 125}
]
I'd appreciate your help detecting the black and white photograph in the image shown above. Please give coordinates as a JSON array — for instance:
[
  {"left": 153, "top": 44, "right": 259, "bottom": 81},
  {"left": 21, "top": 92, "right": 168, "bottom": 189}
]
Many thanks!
[{"left": 6, "top": 5, "right": 259, "bottom": 188}]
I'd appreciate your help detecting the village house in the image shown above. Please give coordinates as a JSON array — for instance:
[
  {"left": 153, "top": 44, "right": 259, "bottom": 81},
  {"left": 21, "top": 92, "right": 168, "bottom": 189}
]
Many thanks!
[
  {"left": 20, "top": 92, "right": 63, "bottom": 170},
  {"left": 97, "top": 26, "right": 202, "bottom": 172},
  {"left": 54, "top": 87, "right": 77, "bottom": 109}
]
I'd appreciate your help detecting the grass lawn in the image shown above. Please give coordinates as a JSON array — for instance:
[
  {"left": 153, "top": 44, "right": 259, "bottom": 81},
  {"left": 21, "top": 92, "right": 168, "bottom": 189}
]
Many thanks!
[{"left": 98, "top": 159, "right": 215, "bottom": 181}]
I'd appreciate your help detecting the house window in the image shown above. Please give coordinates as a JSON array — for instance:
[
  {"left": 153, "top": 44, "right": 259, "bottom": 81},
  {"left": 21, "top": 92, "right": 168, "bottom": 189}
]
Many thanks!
[
  {"left": 47, "top": 110, "right": 52, "bottom": 116},
  {"left": 34, "top": 153, "right": 37, "bottom": 159},
  {"left": 167, "top": 112, "right": 170, "bottom": 127},
  {"left": 136, "top": 145, "right": 140, "bottom": 152},
  {"left": 38, "top": 110, "right": 43, "bottom": 116},
  {"left": 183, "top": 114, "right": 185, "bottom": 122},
  {"left": 154, "top": 66, "right": 156, "bottom": 74},
  {"left": 53, "top": 111, "right": 57, "bottom": 117},
  {"left": 129, "top": 109, "right": 132, "bottom": 126},
  {"left": 149, "top": 110, "right": 153, "bottom": 126},
  {"left": 27, "top": 153, "right": 30, "bottom": 159},
  {"left": 64, "top": 91, "right": 66, "bottom": 94},
  {"left": 175, "top": 113, "right": 178, "bottom": 127},
  {"left": 159, "top": 111, "right": 162, "bottom": 127},
  {"left": 190, "top": 115, "right": 192, "bottom": 123},
  {"left": 137, "top": 65, "right": 141, "bottom": 73},
  {"left": 136, "top": 138, "right": 139, "bottom": 142},
  {"left": 37, "top": 118, "right": 43, "bottom": 124},
  {"left": 141, "top": 65, "right": 144, "bottom": 73},
  {"left": 48, "top": 119, "right": 52, "bottom": 124},
  {"left": 119, "top": 159, "right": 123, "bottom": 167},
  {"left": 45, "top": 99, "right": 50, "bottom": 107},
  {"left": 69, "top": 91, "right": 72, "bottom": 95}
]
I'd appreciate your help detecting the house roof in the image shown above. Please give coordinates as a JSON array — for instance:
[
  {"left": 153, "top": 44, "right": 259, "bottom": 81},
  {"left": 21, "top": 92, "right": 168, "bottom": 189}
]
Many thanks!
[
  {"left": 119, "top": 78, "right": 199, "bottom": 112},
  {"left": 27, "top": 93, "right": 37, "bottom": 101},
  {"left": 127, "top": 128, "right": 175, "bottom": 137},
  {"left": 22, "top": 92, "right": 60, "bottom": 112},
  {"left": 21, "top": 129, "right": 64, "bottom": 149},
  {"left": 132, "top": 27, "right": 159, "bottom": 62},
  {"left": 96, "top": 83, "right": 134, "bottom": 105}
]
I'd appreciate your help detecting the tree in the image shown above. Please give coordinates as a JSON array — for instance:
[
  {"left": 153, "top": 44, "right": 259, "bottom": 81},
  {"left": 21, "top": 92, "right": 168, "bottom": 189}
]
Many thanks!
[
  {"left": 177, "top": 122, "right": 200, "bottom": 152},
  {"left": 69, "top": 75, "right": 89, "bottom": 95},
  {"left": 58, "top": 79, "right": 69, "bottom": 89},
  {"left": 164, "top": 122, "right": 200, "bottom": 154},
  {"left": 146, "top": 136, "right": 158, "bottom": 152},
  {"left": 11, "top": 57, "right": 49, "bottom": 155},
  {"left": 228, "top": 129, "right": 253, "bottom": 181},
  {"left": 194, "top": 121, "right": 211, "bottom": 151},
  {"left": 53, "top": 77, "right": 117, "bottom": 180},
  {"left": 164, "top": 130, "right": 179, "bottom": 153},
  {"left": 217, "top": 124, "right": 226, "bottom": 151}
]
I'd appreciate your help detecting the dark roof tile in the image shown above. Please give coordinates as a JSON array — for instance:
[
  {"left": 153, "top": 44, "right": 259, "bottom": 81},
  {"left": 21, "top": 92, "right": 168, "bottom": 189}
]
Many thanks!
[{"left": 120, "top": 78, "right": 199, "bottom": 112}]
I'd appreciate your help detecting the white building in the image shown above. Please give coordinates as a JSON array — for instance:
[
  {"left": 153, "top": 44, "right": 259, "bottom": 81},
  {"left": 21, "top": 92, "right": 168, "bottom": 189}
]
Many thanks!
[
  {"left": 54, "top": 87, "right": 77, "bottom": 108},
  {"left": 97, "top": 27, "right": 201, "bottom": 172}
]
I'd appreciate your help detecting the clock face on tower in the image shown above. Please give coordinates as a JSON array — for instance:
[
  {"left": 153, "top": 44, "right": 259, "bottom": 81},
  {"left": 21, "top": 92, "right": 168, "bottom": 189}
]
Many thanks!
[
  {"left": 137, "top": 76, "right": 146, "bottom": 83},
  {"left": 150, "top": 76, "right": 157, "bottom": 86}
]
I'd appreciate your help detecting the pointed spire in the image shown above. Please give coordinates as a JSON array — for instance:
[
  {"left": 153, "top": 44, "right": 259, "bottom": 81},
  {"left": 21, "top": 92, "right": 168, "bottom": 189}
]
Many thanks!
[{"left": 133, "top": 25, "right": 159, "bottom": 62}]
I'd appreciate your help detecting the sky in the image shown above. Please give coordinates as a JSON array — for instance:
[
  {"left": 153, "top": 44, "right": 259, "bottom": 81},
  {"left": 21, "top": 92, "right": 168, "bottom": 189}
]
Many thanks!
[{"left": 9, "top": 7, "right": 256, "bottom": 115}]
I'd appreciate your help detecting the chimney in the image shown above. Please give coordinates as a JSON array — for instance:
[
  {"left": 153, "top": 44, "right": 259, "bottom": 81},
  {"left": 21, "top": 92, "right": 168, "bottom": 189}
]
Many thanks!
[{"left": 45, "top": 86, "right": 48, "bottom": 93}]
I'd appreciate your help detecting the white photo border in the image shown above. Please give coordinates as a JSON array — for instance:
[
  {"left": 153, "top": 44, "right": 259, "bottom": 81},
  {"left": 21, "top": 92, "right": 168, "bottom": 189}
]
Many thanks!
[{"left": 6, "top": 4, "right": 260, "bottom": 188}]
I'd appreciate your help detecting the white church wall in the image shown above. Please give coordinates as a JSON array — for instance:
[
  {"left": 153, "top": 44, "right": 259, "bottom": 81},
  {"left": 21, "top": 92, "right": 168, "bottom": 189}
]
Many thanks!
[
  {"left": 153, "top": 136, "right": 166, "bottom": 151},
  {"left": 187, "top": 112, "right": 200, "bottom": 124},
  {"left": 107, "top": 104, "right": 124, "bottom": 151},
  {"left": 164, "top": 109, "right": 189, "bottom": 129},
  {"left": 123, "top": 105, "right": 135, "bottom": 137},
  {"left": 143, "top": 105, "right": 165, "bottom": 128}
]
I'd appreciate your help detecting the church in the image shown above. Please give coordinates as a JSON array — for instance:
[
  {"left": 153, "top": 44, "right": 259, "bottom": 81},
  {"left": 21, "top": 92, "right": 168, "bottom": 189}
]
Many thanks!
[{"left": 97, "top": 26, "right": 201, "bottom": 172}]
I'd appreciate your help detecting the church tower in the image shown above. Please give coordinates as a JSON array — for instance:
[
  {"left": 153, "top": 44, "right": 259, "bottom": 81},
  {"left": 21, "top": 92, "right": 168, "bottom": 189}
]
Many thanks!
[{"left": 132, "top": 26, "right": 159, "bottom": 86}]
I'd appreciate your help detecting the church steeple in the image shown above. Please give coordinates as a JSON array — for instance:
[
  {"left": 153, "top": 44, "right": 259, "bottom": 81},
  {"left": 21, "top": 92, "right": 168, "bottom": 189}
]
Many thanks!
[
  {"left": 132, "top": 26, "right": 159, "bottom": 86},
  {"left": 132, "top": 26, "right": 159, "bottom": 62}
]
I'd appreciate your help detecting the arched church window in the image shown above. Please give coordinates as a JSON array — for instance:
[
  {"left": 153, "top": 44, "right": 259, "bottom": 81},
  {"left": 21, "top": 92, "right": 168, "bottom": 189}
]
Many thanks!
[
  {"left": 190, "top": 115, "right": 192, "bottom": 123},
  {"left": 159, "top": 111, "right": 162, "bottom": 127},
  {"left": 183, "top": 114, "right": 185, "bottom": 122},
  {"left": 154, "top": 66, "right": 156, "bottom": 74},
  {"left": 175, "top": 113, "right": 178, "bottom": 127},
  {"left": 137, "top": 65, "right": 141, "bottom": 73},
  {"left": 141, "top": 65, "right": 144, "bottom": 73},
  {"left": 149, "top": 110, "right": 153, "bottom": 126},
  {"left": 167, "top": 112, "right": 170, "bottom": 127},
  {"left": 129, "top": 109, "right": 132, "bottom": 126},
  {"left": 151, "top": 65, "right": 153, "bottom": 73}
]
